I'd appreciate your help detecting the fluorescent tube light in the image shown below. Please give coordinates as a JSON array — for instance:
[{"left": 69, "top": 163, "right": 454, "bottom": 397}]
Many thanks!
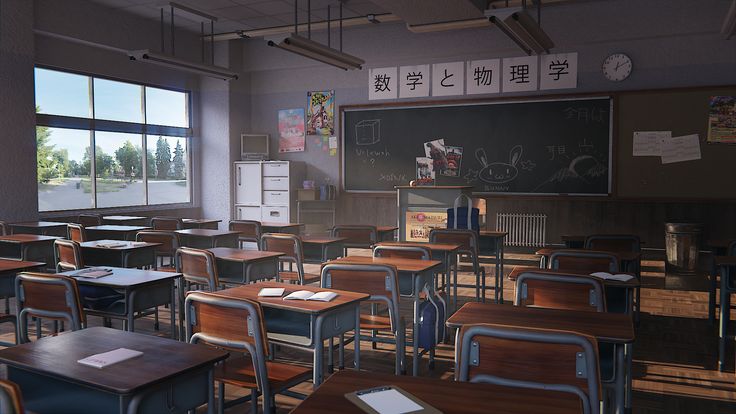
[
  {"left": 407, "top": 18, "right": 490, "bottom": 33},
  {"left": 485, "top": 8, "right": 554, "bottom": 55},
  {"left": 128, "top": 49, "right": 239, "bottom": 80},
  {"left": 267, "top": 34, "right": 365, "bottom": 70}
]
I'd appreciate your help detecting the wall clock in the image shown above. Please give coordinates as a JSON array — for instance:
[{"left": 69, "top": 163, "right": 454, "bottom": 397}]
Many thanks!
[{"left": 602, "top": 53, "right": 633, "bottom": 82}]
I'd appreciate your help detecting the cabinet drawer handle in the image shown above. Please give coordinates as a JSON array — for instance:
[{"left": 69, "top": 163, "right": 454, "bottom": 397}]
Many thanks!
[
  {"left": 238, "top": 167, "right": 241, "bottom": 185},
  {"left": 271, "top": 192, "right": 282, "bottom": 195},
  {"left": 270, "top": 211, "right": 280, "bottom": 217}
]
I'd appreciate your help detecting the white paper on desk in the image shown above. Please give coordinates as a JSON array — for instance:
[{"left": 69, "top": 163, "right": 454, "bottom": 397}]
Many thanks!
[
  {"left": 258, "top": 287, "right": 285, "bottom": 297},
  {"left": 96, "top": 241, "right": 128, "bottom": 248},
  {"left": 633, "top": 131, "right": 670, "bottom": 156},
  {"left": 357, "top": 388, "right": 424, "bottom": 414},
  {"left": 591, "top": 272, "right": 635, "bottom": 282},
  {"left": 661, "top": 134, "right": 701, "bottom": 164},
  {"left": 72, "top": 267, "right": 113, "bottom": 278},
  {"left": 77, "top": 348, "right": 143, "bottom": 369}
]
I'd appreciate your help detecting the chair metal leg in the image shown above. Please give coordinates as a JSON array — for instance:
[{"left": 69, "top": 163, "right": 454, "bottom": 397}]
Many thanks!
[
  {"left": 218, "top": 383, "right": 225, "bottom": 414},
  {"left": 251, "top": 388, "right": 258, "bottom": 414},
  {"left": 328, "top": 337, "right": 334, "bottom": 373},
  {"left": 35, "top": 317, "right": 41, "bottom": 339},
  {"left": 339, "top": 334, "right": 345, "bottom": 370}
]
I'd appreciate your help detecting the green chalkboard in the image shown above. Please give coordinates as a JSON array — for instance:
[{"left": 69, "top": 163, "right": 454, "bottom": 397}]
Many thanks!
[{"left": 342, "top": 97, "right": 612, "bottom": 194}]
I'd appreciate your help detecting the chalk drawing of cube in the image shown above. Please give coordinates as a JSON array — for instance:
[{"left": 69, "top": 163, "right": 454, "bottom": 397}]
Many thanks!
[{"left": 355, "top": 119, "right": 381, "bottom": 145}]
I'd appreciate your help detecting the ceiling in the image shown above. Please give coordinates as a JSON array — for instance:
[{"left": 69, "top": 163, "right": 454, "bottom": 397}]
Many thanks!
[{"left": 85, "top": 0, "right": 389, "bottom": 33}]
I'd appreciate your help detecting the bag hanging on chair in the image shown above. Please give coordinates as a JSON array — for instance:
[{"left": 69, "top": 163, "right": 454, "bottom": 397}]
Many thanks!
[{"left": 446, "top": 194, "right": 480, "bottom": 232}]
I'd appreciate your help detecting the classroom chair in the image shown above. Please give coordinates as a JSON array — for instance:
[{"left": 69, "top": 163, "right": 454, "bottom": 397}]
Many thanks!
[
  {"left": 176, "top": 247, "right": 221, "bottom": 292},
  {"left": 429, "top": 228, "right": 489, "bottom": 303},
  {"left": 457, "top": 323, "right": 601, "bottom": 414},
  {"left": 136, "top": 230, "right": 180, "bottom": 270},
  {"left": 321, "top": 263, "right": 406, "bottom": 375},
  {"left": 0, "top": 221, "right": 9, "bottom": 236},
  {"left": 66, "top": 223, "right": 87, "bottom": 243},
  {"left": 77, "top": 213, "right": 102, "bottom": 227},
  {"left": 585, "top": 234, "right": 642, "bottom": 321},
  {"left": 15, "top": 272, "right": 85, "bottom": 343},
  {"left": 373, "top": 245, "right": 432, "bottom": 295},
  {"left": 54, "top": 239, "right": 84, "bottom": 272},
  {"left": 229, "top": 220, "right": 262, "bottom": 249},
  {"left": 151, "top": 216, "right": 184, "bottom": 230},
  {"left": 514, "top": 271, "right": 606, "bottom": 312},
  {"left": 186, "top": 291, "right": 311, "bottom": 414},
  {"left": 0, "top": 380, "right": 25, "bottom": 414},
  {"left": 331, "top": 225, "right": 377, "bottom": 255},
  {"left": 260, "top": 233, "right": 320, "bottom": 285},
  {"left": 548, "top": 250, "right": 620, "bottom": 274}
]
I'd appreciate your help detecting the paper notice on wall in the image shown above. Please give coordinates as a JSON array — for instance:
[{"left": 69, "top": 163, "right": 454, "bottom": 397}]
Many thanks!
[
  {"left": 660, "top": 134, "right": 701, "bottom": 164},
  {"left": 633, "top": 131, "right": 670, "bottom": 156},
  {"left": 328, "top": 136, "right": 337, "bottom": 149}
]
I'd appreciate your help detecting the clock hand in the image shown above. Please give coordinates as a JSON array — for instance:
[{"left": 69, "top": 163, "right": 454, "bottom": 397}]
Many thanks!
[{"left": 615, "top": 61, "right": 622, "bottom": 71}]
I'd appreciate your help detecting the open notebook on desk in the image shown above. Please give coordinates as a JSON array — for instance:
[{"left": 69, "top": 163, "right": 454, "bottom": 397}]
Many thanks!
[{"left": 591, "top": 272, "right": 635, "bottom": 282}]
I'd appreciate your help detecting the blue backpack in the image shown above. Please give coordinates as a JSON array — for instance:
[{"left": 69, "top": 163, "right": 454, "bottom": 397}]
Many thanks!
[
  {"left": 447, "top": 194, "right": 480, "bottom": 232},
  {"left": 417, "top": 296, "right": 446, "bottom": 349}
]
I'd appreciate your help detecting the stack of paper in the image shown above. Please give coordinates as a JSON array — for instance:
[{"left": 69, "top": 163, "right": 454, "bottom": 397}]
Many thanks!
[
  {"left": 77, "top": 348, "right": 143, "bottom": 369},
  {"left": 96, "top": 241, "right": 128, "bottom": 248},
  {"left": 258, "top": 287, "right": 285, "bottom": 297}
]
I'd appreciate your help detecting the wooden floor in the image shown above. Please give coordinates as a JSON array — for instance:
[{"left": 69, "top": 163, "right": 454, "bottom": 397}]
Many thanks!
[{"left": 1, "top": 251, "right": 735, "bottom": 413}]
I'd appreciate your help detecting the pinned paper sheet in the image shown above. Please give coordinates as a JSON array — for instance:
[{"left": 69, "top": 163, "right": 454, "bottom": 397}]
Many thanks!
[
  {"left": 633, "top": 131, "right": 670, "bottom": 156},
  {"left": 328, "top": 136, "right": 337, "bottom": 149},
  {"left": 661, "top": 134, "right": 701, "bottom": 164}
]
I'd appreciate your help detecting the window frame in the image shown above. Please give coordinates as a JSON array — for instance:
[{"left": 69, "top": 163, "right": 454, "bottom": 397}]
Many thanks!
[{"left": 34, "top": 65, "right": 193, "bottom": 213}]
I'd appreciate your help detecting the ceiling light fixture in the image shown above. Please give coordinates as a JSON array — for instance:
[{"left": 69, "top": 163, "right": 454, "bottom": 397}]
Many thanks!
[
  {"left": 406, "top": 18, "right": 490, "bottom": 33},
  {"left": 127, "top": 49, "right": 239, "bottom": 80},
  {"left": 267, "top": 0, "right": 365, "bottom": 70},
  {"left": 485, "top": 4, "right": 554, "bottom": 55}
]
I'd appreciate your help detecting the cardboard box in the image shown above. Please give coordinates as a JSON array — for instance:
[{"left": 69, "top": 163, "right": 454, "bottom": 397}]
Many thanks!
[{"left": 298, "top": 188, "right": 319, "bottom": 201}]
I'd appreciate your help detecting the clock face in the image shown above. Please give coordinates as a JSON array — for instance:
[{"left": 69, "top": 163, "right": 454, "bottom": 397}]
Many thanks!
[{"left": 602, "top": 53, "right": 633, "bottom": 82}]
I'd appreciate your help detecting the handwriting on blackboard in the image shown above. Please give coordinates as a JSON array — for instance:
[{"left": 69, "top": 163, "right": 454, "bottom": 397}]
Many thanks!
[
  {"left": 563, "top": 107, "right": 607, "bottom": 123},
  {"left": 354, "top": 146, "right": 391, "bottom": 167},
  {"left": 378, "top": 172, "right": 408, "bottom": 182}
]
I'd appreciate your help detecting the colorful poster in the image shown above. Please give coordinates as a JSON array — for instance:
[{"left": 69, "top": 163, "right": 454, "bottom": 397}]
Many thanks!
[
  {"left": 424, "top": 139, "right": 449, "bottom": 176},
  {"left": 307, "top": 90, "right": 335, "bottom": 136},
  {"left": 445, "top": 145, "right": 463, "bottom": 177},
  {"left": 278, "top": 108, "right": 305, "bottom": 153},
  {"left": 415, "top": 156, "right": 435, "bottom": 186},
  {"left": 405, "top": 211, "right": 447, "bottom": 242},
  {"left": 707, "top": 96, "right": 736, "bottom": 143}
]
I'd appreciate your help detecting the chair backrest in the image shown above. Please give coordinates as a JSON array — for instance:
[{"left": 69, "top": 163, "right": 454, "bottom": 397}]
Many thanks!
[
  {"left": 15, "top": 272, "right": 85, "bottom": 343},
  {"left": 151, "top": 216, "right": 184, "bottom": 230},
  {"left": 77, "top": 213, "right": 102, "bottom": 227},
  {"left": 0, "top": 380, "right": 25, "bottom": 414},
  {"left": 457, "top": 323, "right": 600, "bottom": 414},
  {"left": 54, "top": 239, "right": 84, "bottom": 272},
  {"left": 429, "top": 228, "right": 479, "bottom": 257},
  {"left": 67, "top": 223, "right": 87, "bottom": 242},
  {"left": 176, "top": 247, "right": 219, "bottom": 290},
  {"left": 260, "top": 233, "right": 305, "bottom": 279},
  {"left": 185, "top": 291, "right": 270, "bottom": 392},
  {"left": 514, "top": 271, "right": 606, "bottom": 312},
  {"left": 373, "top": 245, "right": 430, "bottom": 261},
  {"left": 584, "top": 234, "right": 640, "bottom": 253},
  {"left": 0, "top": 221, "right": 9, "bottom": 236},
  {"left": 331, "top": 225, "right": 377, "bottom": 248},
  {"left": 321, "top": 263, "right": 401, "bottom": 329},
  {"left": 229, "top": 220, "right": 262, "bottom": 244},
  {"left": 549, "top": 250, "right": 619, "bottom": 273},
  {"left": 136, "top": 230, "right": 180, "bottom": 258}
]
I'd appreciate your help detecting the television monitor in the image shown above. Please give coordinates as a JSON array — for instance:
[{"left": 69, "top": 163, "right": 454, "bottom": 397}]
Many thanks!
[{"left": 241, "top": 134, "right": 270, "bottom": 160}]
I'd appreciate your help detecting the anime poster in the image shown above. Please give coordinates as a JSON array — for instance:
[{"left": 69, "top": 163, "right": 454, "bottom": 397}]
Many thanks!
[
  {"left": 415, "top": 156, "right": 435, "bottom": 186},
  {"left": 405, "top": 211, "right": 447, "bottom": 242},
  {"left": 307, "top": 90, "right": 335, "bottom": 136},
  {"left": 278, "top": 108, "right": 305, "bottom": 153},
  {"left": 424, "top": 139, "right": 449, "bottom": 176},
  {"left": 707, "top": 96, "right": 736, "bottom": 143},
  {"left": 444, "top": 145, "right": 464, "bottom": 177}
]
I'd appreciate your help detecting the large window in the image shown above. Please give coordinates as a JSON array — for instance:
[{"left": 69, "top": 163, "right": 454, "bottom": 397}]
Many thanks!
[{"left": 35, "top": 67, "right": 192, "bottom": 212}]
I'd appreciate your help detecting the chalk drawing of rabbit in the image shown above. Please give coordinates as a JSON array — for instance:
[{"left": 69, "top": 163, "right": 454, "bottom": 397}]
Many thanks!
[{"left": 476, "top": 145, "right": 523, "bottom": 184}]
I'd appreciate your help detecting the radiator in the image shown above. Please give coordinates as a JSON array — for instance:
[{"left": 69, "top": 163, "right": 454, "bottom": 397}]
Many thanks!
[{"left": 496, "top": 213, "right": 547, "bottom": 247}]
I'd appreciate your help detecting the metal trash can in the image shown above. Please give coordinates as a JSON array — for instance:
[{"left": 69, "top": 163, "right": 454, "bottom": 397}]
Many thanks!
[{"left": 665, "top": 223, "right": 703, "bottom": 273}]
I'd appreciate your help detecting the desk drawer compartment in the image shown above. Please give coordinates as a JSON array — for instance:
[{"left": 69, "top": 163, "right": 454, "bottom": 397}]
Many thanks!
[
  {"left": 263, "top": 191, "right": 289, "bottom": 205},
  {"left": 261, "top": 206, "right": 288, "bottom": 223},
  {"left": 263, "top": 162, "right": 289, "bottom": 176},
  {"left": 320, "top": 308, "right": 357, "bottom": 338},
  {"left": 263, "top": 177, "right": 289, "bottom": 190}
]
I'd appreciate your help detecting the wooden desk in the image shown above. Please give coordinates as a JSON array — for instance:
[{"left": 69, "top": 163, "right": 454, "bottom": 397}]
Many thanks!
[
  {"left": 86, "top": 225, "right": 151, "bottom": 241},
  {"left": 208, "top": 248, "right": 282, "bottom": 284},
  {"left": 714, "top": 255, "right": 736, "bottom": 372},
  {"left": 327, "top": 255, "right": 443, "bottom": 376},
  {"left": 61, "top": 267, "right": 181, "bottom": 337},
  {"left": 447, "top": 302, "right": 634, "bottom": 414},
  {"left": 536, "top": 248, "right": 640, "bottom": 266},
  {"left": 291, "top": 370, "right": 583, "bottom": 414},
  {"left": 9, "top": 221, "right": 67, "bottom": 236},
  {"left": 80, "top": 240, "right": 160, "bottom": 268},
  {"left": 376, "top": 225, "right": 398, "bottom": 241},
  {"left": 261, "top": 221, "right": 303, "bottom": 235},
  {"left": 0, "top": 234, "right": 60, "bottom": 264},
  {"left": 0, "top": 327, "right": 227, "bottom": 414},
  {"left": 216, "top": 282, "right": 369, "bottom": 387},
  {"left": 182, "top": 218, "right": 222, "bottom": 230},
  {"left": 508, "top": 266, "right": 640, "bottom": 288},
  {"left": 302, "top": 236, "right": 346, "bottom": 264},
  {"left": 102, "top": 215, "right": 148, "bottom": 226},
  {"left": 175, "top": 229, "right": 240, "bottom": 248},
  {"left": 478, "top": 230, "right": 508, "bottom": 304}
]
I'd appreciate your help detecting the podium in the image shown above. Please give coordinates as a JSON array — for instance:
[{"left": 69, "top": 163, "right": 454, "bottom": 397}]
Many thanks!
[{"left": 395, "top": 186, "right": 473, "bottom": 242}]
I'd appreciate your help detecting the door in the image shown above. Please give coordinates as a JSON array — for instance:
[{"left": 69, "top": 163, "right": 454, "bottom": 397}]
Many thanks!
[{"left": 235, "top": 162, "right": 261, "bottom": 205}]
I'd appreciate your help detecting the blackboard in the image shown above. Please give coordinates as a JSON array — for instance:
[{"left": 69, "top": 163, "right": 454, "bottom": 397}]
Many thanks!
[{"left": 342, "top": 97, "right": 612, "bottom": 194}]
